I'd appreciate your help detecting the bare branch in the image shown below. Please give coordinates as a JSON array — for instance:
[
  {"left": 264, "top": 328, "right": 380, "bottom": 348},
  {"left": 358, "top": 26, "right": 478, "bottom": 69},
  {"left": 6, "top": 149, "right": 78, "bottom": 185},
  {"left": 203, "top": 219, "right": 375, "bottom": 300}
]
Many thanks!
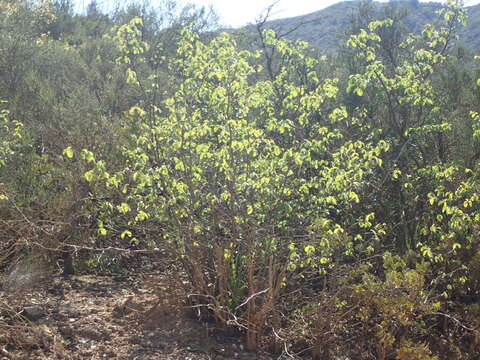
[
  {"left": 431, "top": 312, "right": 478, "bottom": 332},
  {"left": 235, "top": 287, "right": 270, "bottom": 311},
  {"left": 255, "top": 0, "right": 281, "bottom": 29}
]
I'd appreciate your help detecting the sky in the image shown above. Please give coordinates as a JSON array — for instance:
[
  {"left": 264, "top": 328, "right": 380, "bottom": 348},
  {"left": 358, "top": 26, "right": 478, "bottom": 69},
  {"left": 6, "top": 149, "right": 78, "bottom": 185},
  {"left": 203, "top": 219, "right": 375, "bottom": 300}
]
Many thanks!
[
  {"left": 79, "top": 0, "right": 480, "bottom": 28},
  {"left": 174, "top": 0, "right": 480, "bottom": 28}
]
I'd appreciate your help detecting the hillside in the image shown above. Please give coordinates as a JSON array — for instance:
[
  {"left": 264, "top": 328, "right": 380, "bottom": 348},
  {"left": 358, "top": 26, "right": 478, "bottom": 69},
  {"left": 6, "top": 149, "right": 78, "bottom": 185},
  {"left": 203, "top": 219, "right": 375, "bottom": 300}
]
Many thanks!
[{"left": 260, "top": 1, "right": 480, "bottom": 53}]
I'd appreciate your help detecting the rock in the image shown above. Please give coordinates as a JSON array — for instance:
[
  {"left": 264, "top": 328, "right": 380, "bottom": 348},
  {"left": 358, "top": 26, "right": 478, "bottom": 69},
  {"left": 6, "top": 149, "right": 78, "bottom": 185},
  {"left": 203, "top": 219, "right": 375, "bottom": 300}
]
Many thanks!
[
  {"left": 22, "top": 305, "right": 45, "bottom": 321},
  {"left": 48, "top": 278, "right": 65, "bottom": 296},
  {"left": 112, "top": 296, "right": 144, "bottom": 318},
  {"left": 77, "top": 326, "right": 107, "bottom": 341},
  {"left": 79, "top": 350, "right": 92, "bottom": 357},
  {"left": 58, "top": 323, "right": 74, "bottom": 338},
  {"left": 58, "top": 304, "right": 82, "bottom": 318}
]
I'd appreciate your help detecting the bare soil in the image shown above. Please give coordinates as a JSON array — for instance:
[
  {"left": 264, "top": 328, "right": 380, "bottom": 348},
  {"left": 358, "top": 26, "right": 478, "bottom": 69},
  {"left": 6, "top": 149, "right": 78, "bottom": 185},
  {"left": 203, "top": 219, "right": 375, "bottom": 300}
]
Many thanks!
[{"left": 0, "top": 271, "right": 276, "bottom": 360}]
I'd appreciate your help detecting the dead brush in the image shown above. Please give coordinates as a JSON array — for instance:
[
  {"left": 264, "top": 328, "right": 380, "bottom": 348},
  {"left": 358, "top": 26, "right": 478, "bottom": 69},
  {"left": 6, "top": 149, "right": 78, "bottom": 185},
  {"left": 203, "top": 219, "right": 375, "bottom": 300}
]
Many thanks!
[
  {"left": 0, "top": 300, "right": 52, "bottom": 355},
  {"left": 277, "top": 285, "right": 359, "bottom": 360},
  {"left": 140, "top": 273, "right": 186, "bottom": 328},
  {"left": 0, "top": 205, "right": 28, "bottom": 272}
]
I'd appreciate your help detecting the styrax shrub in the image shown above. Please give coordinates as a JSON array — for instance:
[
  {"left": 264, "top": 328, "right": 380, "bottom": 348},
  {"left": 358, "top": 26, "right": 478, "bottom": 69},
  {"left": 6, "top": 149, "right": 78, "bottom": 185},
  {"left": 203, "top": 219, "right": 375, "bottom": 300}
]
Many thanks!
[{"left": 80, "top": 18, "right": 387, "bottom": 350}]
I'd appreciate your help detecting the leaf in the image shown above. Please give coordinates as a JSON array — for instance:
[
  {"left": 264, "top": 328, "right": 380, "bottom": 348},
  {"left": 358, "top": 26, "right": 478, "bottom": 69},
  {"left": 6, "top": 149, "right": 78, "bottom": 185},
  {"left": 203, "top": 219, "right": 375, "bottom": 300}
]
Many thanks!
[
  {"left": 135, "top": 210, "right": 149, "bottom": 222},
  {"left": 120, "top": 230, "right": 132, "bottom": 239},
  {"left": 63, "top": 146, "right": 74, "bottom": 159},
  {"left": 354, "top": 88, "right": 364, "bottom": 97},
  {"left": 175, "top": 160, "right": 185, "bottom": 171},
  {"left": 348, "top": 191, "right": 360, "bottom": 203},
  {"left": 126, "top": 68, "right": 138, "bottom": 85},
  {"left": 81, "top": 149, "right": 95, "bottom": 163},
  {"left": 84, "top": 170, "right": 94, "bottom": 182},
  {"left": 422, "top": 247, "right": 433, "bottom": 258},
  {"left": 304, "top": 245, "right": 315, "bottom": 256},
  {"left": 117, "top": 203, "right": 131, "bottom": 214}
]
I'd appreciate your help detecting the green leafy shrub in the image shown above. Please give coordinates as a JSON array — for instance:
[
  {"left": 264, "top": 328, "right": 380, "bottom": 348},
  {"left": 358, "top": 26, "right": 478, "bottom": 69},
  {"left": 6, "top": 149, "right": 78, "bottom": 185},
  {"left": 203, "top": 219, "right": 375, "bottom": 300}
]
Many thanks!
[{"left": 81, "top": 18, "right": 388, "bottom": 349}]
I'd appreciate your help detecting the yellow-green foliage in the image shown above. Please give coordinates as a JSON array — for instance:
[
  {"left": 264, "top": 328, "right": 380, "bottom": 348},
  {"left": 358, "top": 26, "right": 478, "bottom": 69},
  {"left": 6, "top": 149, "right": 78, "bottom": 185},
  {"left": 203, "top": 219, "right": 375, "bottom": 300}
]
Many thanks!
[
  {"left": 352, "top": 265, "right": 437, "bottom": 359},
  {"left": 0, "top": 103, "right": 22, "bottom": 200},
  {"left": 0, "top": 104, "right": 22, "bottom": 168},
  {"left": 75, "top": 2, "right": 480, "bottom": 355},
  {"left": 81, "top": 20, "right": 390, "bottom": 349}
]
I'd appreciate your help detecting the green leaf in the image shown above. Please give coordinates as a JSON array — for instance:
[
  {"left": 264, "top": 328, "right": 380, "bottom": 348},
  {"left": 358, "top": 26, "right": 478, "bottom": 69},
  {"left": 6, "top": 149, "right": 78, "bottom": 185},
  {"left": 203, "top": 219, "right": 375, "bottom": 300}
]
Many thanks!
[
  {"left": 84, "top": 170, "right": 94, "bottom": 182},
  {"left": 304, "top": 245, "right": 315, "bottom": 256},
  {"left": 121, "top": 230, "right": 132, "bottom": 239},
  {"left": 117, "top": 203, "right": 131, "bottom": 214},
  {"left": 81, "top": 149, "right": 95, "bottom": 163},
  {"left": 63, "top": 146, "right": 74, "bottom": 159},
  {"left": 348, "top": 191, "right": 360, "bottom": 203}
]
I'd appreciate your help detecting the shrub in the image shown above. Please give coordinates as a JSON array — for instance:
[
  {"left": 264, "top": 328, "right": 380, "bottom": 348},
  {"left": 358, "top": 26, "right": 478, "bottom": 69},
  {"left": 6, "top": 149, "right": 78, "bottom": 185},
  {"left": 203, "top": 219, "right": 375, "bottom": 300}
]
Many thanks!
[{"left": 81, "top": 19, "right": 388, "bottom": 349}]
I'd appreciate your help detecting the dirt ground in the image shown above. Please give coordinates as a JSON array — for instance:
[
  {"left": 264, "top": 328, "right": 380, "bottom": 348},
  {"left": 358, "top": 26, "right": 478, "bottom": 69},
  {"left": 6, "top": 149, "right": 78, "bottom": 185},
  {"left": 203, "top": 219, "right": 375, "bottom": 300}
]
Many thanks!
[{"left": 0, "top": 270, "right": 278, "bottom": 360}]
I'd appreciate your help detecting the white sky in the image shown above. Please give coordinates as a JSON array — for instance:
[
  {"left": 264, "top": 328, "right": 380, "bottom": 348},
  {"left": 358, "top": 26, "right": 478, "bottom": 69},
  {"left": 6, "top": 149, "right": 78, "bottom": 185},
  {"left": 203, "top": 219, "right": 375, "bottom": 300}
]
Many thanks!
[{"left": 175, "top": 0, "right": 480, "bottom": 28}]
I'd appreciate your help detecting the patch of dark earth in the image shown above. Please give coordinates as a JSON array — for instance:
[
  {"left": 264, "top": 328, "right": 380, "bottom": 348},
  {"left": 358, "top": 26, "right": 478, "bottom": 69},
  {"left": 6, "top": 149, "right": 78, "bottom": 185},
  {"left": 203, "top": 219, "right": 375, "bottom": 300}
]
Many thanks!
[{"left": 0, "top": 273, "right": 276, "bottom": 360}]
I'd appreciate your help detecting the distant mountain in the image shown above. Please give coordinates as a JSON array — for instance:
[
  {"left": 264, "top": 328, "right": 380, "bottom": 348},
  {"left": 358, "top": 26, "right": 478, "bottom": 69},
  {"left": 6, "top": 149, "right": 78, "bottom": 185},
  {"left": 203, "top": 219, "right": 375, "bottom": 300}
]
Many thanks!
[{"left": 255, "top": 1, "right": 480, "bottom": 54}]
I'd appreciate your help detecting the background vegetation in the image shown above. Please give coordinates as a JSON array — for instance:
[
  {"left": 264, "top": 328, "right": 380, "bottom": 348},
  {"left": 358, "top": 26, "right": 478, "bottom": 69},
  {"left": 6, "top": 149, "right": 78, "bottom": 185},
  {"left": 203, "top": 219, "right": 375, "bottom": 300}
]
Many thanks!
[
  {"left": 260, "top": 0, "right": 480, "bottom": 54},
  {"left": 1, "top": 0, "right": 480, "bottom": 359}
]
